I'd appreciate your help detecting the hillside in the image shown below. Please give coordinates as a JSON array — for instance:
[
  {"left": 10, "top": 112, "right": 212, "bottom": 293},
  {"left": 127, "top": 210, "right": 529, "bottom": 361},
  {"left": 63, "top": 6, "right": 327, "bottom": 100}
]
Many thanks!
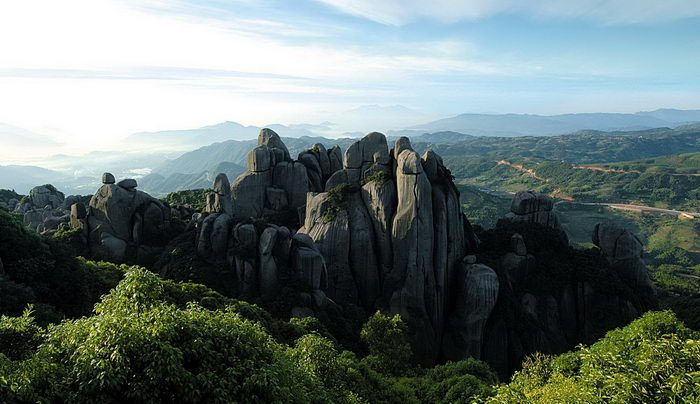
[
  {"left": 1, "top": 129, "right": 699, "bottom": 402},
  {"left": 591, "top": 152, "right": 700, "bottom": 175}
]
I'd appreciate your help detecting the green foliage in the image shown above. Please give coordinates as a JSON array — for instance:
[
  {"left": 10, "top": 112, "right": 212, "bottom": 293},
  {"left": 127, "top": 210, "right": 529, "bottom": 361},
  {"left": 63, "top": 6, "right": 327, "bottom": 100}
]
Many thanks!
[
  {"left": 393, "top": 359, "right": 497, "bottom": 403},
  {"left": 361, "top": 170, "right": 388, "bottom": 186},
  {"left": 1, "top": 269, "right": 325, "bottom": 403},
  {"left": 51, "top": 226, "right": 89, "bottom": 257},
  {"left": 0, "top": 209, "right": 125, "bottom": 322},
  {"left": 437, "top": 126, "right": 700, "bottom": 167},
  {"left": 458, "top": 184, "right": 512, "bottom": 229},
  {"left": 0, "top": 306, "right": 43, "bottom": 360},
  {"left": 360, "top": 311, "right": 412, "bottom": 376},
  {"left": 488, "top": 311, "right": 700, "bottom": 403},
  {"left": 322, "top": 183, "right": 350, "bottom": 224},
  {"left": 161, "top": 188, "right": 209, "bottom": 212}
]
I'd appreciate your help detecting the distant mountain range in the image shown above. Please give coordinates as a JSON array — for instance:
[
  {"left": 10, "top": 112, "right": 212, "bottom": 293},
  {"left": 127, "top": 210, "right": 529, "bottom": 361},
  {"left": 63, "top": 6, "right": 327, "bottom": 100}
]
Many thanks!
[
  {"left": 3, "top": 108, "right": 700, "bottom": 197},
  {"left": 404, "top": 109, "right": 700, "bottom": 137},
  {"left": 127, "top": 121, "right": 335, "bottom": 150}
]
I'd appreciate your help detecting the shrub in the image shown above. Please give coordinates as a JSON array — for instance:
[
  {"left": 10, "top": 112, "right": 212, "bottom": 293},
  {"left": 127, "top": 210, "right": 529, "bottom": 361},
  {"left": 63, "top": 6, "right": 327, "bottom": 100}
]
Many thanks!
[
  {"left": 360, "top": 311, "right": 412, "bottom": 376},
  {"left": 2, "top": 269, "right": 325, "bottom": 403},
  {"left": 488, "top": 311, "right": 700, "bottom": 403}
]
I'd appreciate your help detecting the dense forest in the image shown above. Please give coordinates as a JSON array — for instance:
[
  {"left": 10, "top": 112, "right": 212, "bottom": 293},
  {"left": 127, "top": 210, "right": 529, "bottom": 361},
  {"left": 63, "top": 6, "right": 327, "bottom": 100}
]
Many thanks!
[{"left": 1, "top": 206, "right": 699, "bottom": 402}]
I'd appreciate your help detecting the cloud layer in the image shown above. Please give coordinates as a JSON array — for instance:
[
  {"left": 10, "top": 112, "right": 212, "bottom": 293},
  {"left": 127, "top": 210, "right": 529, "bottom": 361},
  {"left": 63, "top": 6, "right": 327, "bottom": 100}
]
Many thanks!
[{"left": 317, "top": 0, "right": 700, "bottom": 25}]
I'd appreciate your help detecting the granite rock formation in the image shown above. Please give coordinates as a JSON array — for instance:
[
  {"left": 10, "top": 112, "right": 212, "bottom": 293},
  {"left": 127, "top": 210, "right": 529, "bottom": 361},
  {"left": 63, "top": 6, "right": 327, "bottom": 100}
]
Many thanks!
[
  {"left": 297, "top": 133, "right": 476, "bottom": 364},
  {"left": 504, "top": 191, "right": 561, "bottom": 230},
  {"left": 593, "top": 222, "right": 654, "bottom": 291},
  {"left": 474, "top": 199, "right": 656, "bottom": 378},
  {"left": 69, "top": 174, "right": 175, "bottom": 264},
  {"left": 26, "top": 127, "right": 655, "bottom": 378},
  {"left": 231, "top": 128, "right": 342, "bottom": 222},
  {"left": 14, "top": 185, "right": 75, "bottom": 234}
]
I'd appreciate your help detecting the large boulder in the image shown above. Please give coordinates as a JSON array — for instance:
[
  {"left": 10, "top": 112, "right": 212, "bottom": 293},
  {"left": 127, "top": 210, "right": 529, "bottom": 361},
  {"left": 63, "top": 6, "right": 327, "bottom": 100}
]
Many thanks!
[
  {"left": 205, "top": 173, "right": 233, "bottom": 215},
  {"left": 503, "top": 191, "right": 561, "bottom": 230},
  {"left": 593, "top": 223, "right": 653, "bottom": 290},
  {"left": 28, "top": 184, "right": 64, "bottom": 209},
  {"left": 258, "top": 128, "right": 291, "bottom": 162},
  {"left": 443, "top": 263, "right": 499, "bottom": 361},
  {"left": 82, "top": 179, "right": 172, "bottom": 264}
]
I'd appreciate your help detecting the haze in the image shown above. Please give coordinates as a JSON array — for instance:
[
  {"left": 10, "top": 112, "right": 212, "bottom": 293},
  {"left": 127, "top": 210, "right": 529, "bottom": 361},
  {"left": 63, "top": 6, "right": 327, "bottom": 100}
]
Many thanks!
[{"left": 1, "top": 0, "right": 700, "bottom": 162}]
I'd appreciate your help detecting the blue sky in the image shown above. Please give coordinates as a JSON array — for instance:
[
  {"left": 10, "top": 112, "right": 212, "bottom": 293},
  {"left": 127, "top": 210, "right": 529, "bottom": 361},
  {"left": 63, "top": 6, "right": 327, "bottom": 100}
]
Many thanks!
[{"left": 0, "top": 0, "right": 699, "bottom": 150}]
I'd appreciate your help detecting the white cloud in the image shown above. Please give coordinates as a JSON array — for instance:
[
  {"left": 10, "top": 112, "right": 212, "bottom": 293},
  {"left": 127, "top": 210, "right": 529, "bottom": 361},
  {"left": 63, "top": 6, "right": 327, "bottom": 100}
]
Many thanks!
[
  {"left": 316, "top": 0, "right": 700, "bottom": 25},
  {"left": 0, "top": 0, "right": 505, "bottom": 153}
]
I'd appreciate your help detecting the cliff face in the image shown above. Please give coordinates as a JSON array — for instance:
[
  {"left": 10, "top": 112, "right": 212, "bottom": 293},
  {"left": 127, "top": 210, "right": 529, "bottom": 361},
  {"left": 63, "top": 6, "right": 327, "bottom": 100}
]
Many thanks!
[{"left": 297, "top": 133, "right": 472, "bottom": 364}]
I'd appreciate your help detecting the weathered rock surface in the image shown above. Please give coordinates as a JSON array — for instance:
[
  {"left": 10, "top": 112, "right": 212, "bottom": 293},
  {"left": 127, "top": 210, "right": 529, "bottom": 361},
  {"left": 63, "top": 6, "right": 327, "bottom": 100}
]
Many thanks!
[
  {"left": 593, "top": 222, "right": 653, "bottom": 290},
  {"left": 297, "top": 133, "right": 475, "bottom": 364},
  {"left": 443, "top": 263, "right": 499, "bottom": 361},
  {"left": 16, "top": 185, "right": 72, "bottom": 234},
  {"left": 72, "top": 178, "right": 174, "bottom": 264},
  {"left": 503, "top": 191, "right": 561, "bottom": 229},
  {"left": 231, "top": 128, "right": 342, "bottom": 221},
  {"left": 204, "top": 173, "right": 233, "bottom": 215}
]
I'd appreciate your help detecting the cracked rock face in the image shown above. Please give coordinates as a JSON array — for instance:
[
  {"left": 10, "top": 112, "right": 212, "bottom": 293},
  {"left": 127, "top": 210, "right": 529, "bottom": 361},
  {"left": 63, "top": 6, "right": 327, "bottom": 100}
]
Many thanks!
[{"left": 297, "top": 132, "right": 477, "bottom": 364}]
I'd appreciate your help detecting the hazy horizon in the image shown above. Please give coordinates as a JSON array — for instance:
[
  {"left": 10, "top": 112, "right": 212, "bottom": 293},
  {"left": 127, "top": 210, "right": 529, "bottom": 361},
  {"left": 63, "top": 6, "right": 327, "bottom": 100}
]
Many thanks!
[{"left": 2, "top": 0, "right": 700, "bottom": 159}]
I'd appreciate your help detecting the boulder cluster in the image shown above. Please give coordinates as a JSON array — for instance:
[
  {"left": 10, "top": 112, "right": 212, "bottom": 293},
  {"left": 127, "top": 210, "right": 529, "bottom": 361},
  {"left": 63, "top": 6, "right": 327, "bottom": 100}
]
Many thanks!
[
  {"left": 190, "top": 129, "right": 481, "bottom": 363},
  {"left": 21, "top": 127, "right": 655, "bottom": 375},
  {"left": 13, "top": 184, "right": 83, "bottom": 234},
  {"left": 68, "top": 174, "right": 186, "bottom": 264},
  {"left": 473, "top": 196, "right": 656, "bottom": 377},
  {"left": 297, "top": 132, "right": 477, "bottom": 363},
  {"left": 230, "top": 128, "right": 343, "bottom": 220}
]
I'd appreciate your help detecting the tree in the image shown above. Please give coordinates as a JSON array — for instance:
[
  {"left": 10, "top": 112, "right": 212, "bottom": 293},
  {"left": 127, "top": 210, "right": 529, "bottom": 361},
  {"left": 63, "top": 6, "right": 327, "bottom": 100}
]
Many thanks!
[{"left": 360, "top": 311, "right": 413, "bottom": 376}]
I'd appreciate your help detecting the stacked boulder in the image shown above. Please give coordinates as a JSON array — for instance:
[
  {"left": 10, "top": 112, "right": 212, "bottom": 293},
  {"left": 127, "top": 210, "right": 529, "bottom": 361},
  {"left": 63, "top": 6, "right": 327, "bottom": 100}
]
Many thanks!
[
  {"left": 231, "top": 128, "right": 342, "bottom": 221},
  {"left": 504, "top": 191, "right": 561, "bottom": 229},
  {"left": 70, "top": 173, "right": 174, "bottom": 263},
  {"left": 298, "top": 133, "right": 477, "bottom": 364}
]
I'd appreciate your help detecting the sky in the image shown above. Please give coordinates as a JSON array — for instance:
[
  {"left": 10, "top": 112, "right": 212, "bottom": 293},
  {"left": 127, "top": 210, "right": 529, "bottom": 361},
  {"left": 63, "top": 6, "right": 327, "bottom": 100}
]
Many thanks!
[{"left": 1, "top": 0, "right": 699, "bottom": 152}]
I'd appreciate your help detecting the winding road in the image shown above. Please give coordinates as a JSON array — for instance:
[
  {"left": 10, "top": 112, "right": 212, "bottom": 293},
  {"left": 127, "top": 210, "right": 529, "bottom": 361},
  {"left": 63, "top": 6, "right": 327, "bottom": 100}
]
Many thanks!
[{"left": 577, "top": 202, "right": 699, "bottom": 219}]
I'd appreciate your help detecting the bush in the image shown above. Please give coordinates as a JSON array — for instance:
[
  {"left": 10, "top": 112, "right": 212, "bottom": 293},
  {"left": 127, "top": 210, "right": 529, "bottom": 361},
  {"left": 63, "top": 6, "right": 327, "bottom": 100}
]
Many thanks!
[
  {"left": 2, "top": 269, "right": 325, "bottom": 403},
  {"left": 360, "top": 311, "right": 412, "bottom": 376},
  {"left": 0, "top": 306, "right": 43, "bottom": 360},
  {"left": 488, "top": 311, "right": 700, "bottom": 403}
]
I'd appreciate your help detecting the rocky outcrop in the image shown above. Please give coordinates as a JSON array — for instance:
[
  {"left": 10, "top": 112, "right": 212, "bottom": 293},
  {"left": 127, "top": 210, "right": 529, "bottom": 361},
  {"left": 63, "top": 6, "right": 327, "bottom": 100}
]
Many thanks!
[
  {"left": 475, "top": 192, "right": 656, "bottom": 378},
  {"left": 593, "top": 223, "right": 653, "bottom": 291},
  {"left": 504, "top": 191, "right": 561, "bottom": 230},
  {"left": 191, "top": 172, "right": 333, "bottom": 309},
  {"left": 68, "top": 174, "right": 174, "bottom": 264},
  {"left": 443, "top": 262, "right": 499, "bottom": 361},
  {"left": 204, "top": 173, "right": 233, "bottom": 215},
  {"left": 231, "top": 128, "right": 343, "bottom": 222},
  {"left": 69, "top": 129, "right": 653, "bottom": 378},
  {"left": 298, "top": 133, "right": 478, "bottom": 364},
  {"left": 14, "top": 185, "right": 73, "bottom": 234}
]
